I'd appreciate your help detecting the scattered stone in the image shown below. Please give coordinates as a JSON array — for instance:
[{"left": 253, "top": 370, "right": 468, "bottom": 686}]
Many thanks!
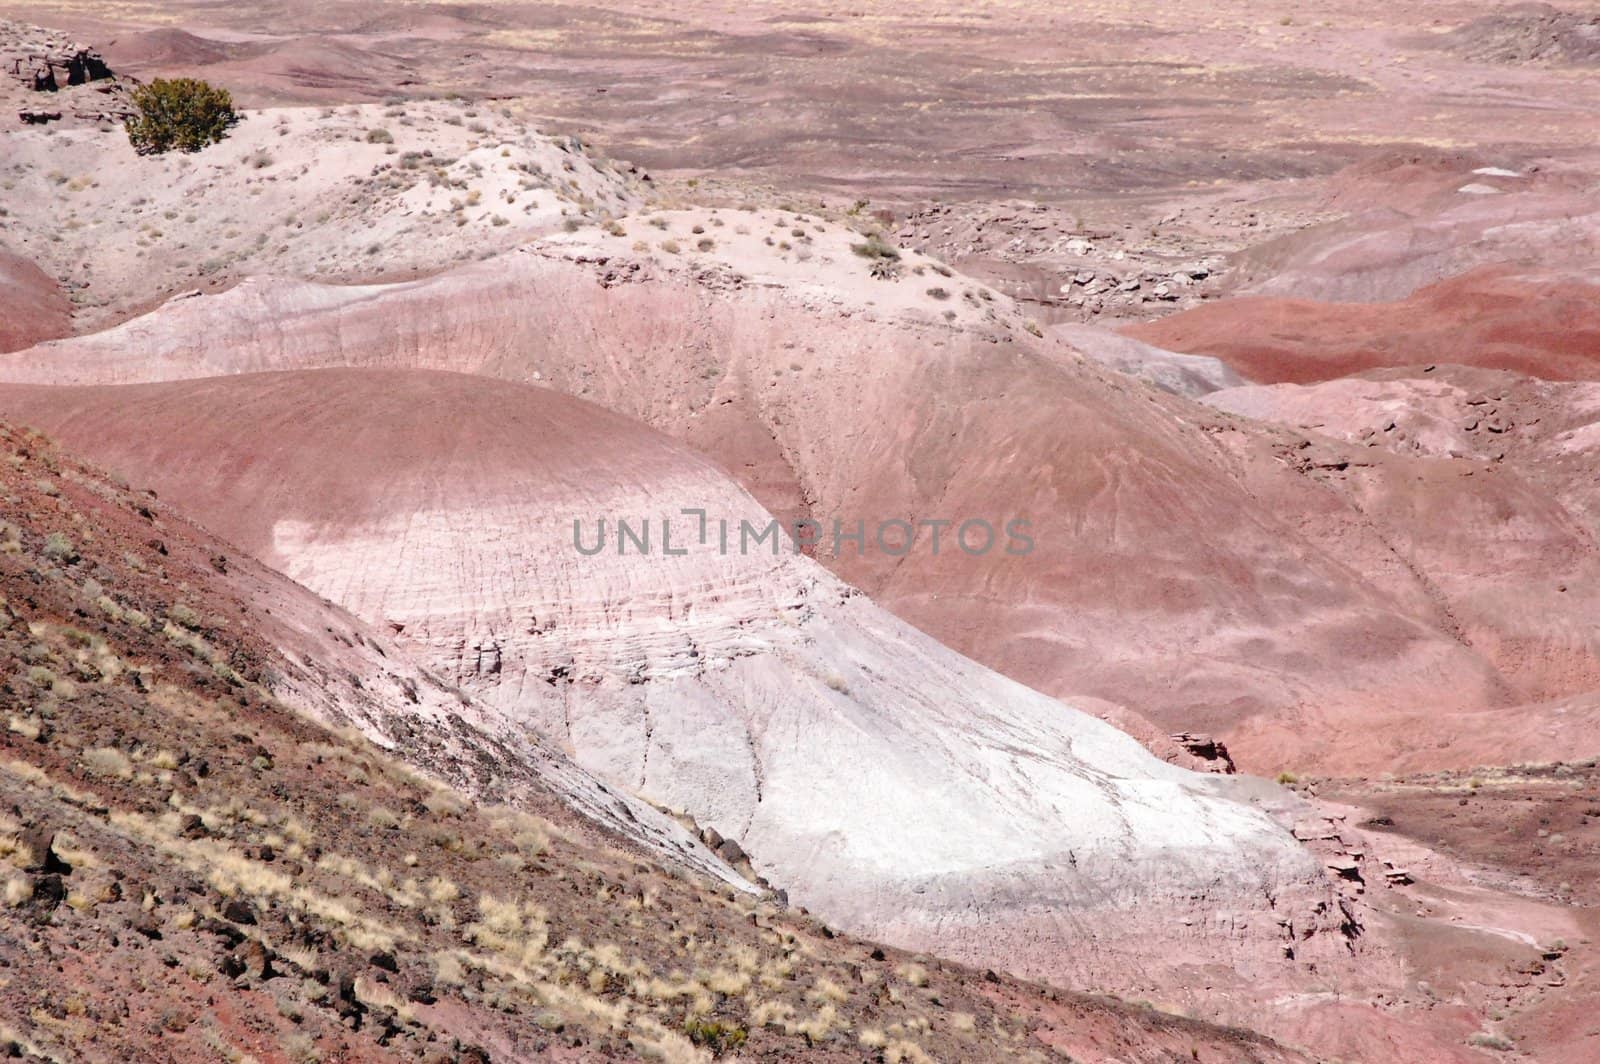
[{"left": 1293, "top": 819, "right": 1340, "bottom": 842}]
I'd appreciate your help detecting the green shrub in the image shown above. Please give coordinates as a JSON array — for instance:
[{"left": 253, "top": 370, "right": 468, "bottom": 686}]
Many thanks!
[{"left": 125, "top": 78, "right": 239, "bottom": 155}]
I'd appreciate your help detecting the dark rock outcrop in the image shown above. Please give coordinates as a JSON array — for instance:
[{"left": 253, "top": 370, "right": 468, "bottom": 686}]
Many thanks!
[{"left": 2, "top": 19, "right": 131, "bottom": 126}]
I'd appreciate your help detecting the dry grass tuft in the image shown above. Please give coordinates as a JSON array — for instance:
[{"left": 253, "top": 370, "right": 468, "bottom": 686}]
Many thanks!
[{"left": 82, "top": 746, "right": 134, "bottom": 780}]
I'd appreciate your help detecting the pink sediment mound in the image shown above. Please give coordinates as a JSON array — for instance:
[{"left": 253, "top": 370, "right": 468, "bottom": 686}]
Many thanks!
[
  {"left": 188, "top": 37, "right": 420, "bottom": 102},
  {"left": 1205, "top": 363, "right": 1600, "bottom": 763},
  {"left": 101, "top": 28, "right": 419, "bottom": 102}
]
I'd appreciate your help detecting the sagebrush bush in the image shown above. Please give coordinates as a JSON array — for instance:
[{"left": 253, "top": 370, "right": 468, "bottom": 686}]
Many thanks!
[
  {"left": 125, "top": 78, "right": 239, "bottom": 155},
  {"left": 42, "top": 532, "right": 76, "bottom": 563},
  {"left": 684, "top": 1018, "right": 747, "bottom": 1054},
  {"left": 850, "top": 235, "right": 900, "bottom": 261}
]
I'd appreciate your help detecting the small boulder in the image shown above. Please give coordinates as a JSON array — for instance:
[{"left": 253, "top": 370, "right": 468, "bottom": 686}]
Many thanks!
[
  {"left": 17, "top": 827, "right": 70, "bottom": 874},
  {"left": 22, "top": 874, "right": 65, "bottom": 923},
  {"left": 235, "top": 939, "right": 272, "bottom": 980},
  {"left": 222, "top": 899, "right": 258, "bottom": 926}
]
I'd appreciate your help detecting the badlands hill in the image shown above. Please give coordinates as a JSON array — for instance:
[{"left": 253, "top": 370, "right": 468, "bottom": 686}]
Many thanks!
[
  {"left": 15, "top": 369, "right": 1597, "bottom": 1062},
  {"left": 8, "top": 211, "right": 1598, "bottom": 777},
  {"left": 0, "top": 97, "right": 640, "bottom": 332},
  {"left": 0, "top": 368, "right": 1363, "bottom": 1015},
  {"left": 0, "top": 410, "right": 1334, "bottom": 1064}
]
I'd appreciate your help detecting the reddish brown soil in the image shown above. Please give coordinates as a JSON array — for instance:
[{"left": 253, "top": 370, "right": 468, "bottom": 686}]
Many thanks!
[
  {"left": 1128, "top": 266, "right": 1600, "bottom": 383},
  {"left": 0, "top": 250, "right": 69, "bottom": 353}
]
